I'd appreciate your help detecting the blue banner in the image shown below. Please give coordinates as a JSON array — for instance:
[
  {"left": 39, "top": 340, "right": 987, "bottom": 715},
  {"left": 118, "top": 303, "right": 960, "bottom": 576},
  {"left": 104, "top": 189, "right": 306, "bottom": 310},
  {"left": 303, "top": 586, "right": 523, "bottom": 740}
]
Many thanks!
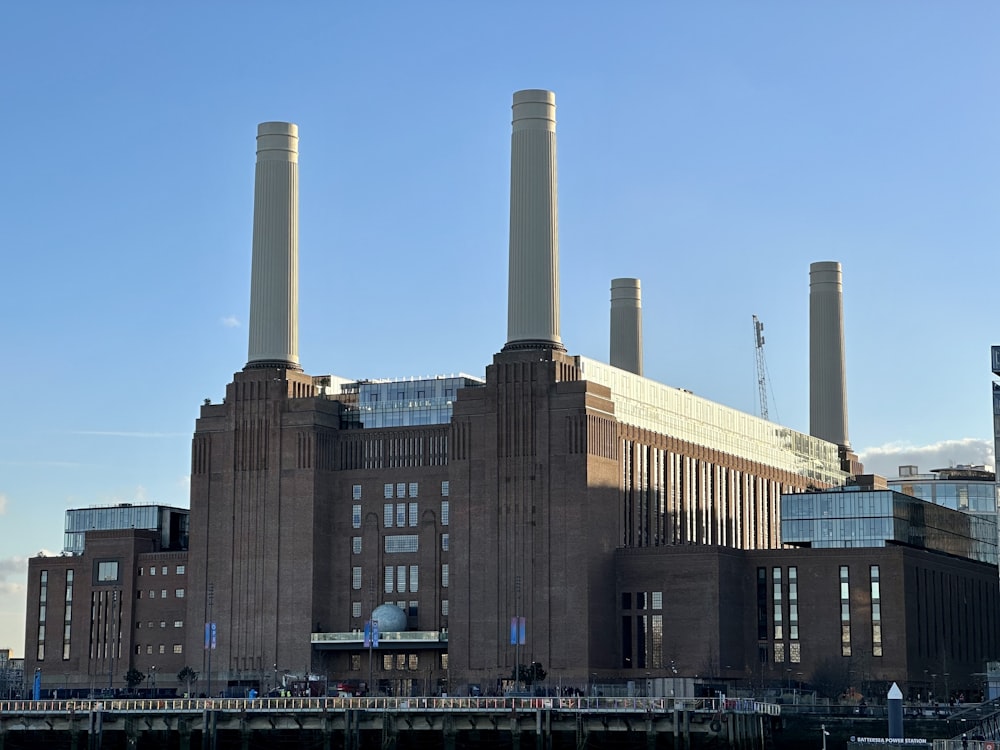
[
  {"left": 510, "top": 617, "right": 517, "bottom": 645},
  {"left": 519, "top": 616, "right": 526, "bottom": 645},
  {"left": 32, "top": 669, "right": 40, "bottom": 701}
]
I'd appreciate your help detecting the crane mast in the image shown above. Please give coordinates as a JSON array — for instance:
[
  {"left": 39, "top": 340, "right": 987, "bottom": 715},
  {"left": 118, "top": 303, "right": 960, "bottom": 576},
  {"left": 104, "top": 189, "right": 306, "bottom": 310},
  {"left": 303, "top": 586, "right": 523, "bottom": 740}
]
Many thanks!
[{"left": 753, "top": 315, "right": 769, "bottom": 420}]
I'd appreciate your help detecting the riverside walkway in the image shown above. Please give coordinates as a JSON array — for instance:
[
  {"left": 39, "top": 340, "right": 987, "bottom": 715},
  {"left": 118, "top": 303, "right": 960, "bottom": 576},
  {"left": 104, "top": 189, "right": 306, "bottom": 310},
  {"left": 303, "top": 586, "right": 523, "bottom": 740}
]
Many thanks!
[{"left": 0, "top": 695, "right": 781, "bottom": 750}]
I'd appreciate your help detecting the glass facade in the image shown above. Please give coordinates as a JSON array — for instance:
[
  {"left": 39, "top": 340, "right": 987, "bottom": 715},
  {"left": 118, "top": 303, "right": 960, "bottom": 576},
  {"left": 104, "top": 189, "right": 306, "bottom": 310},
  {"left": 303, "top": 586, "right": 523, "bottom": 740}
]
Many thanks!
[
  {"left": 781, "top": 486, "right": 998, "bottom": 565},
  {"left": 64, "top": 504, "right": 189, "bottom": 554},
  {"left": 337, "top": 375, "right": 485, "bottom": 428},
  {"left": 888, "top": 466, "right": 997, "bottom": 517},
  {"left": 576, "top": 356, "right": 847, "bottom": 486}
]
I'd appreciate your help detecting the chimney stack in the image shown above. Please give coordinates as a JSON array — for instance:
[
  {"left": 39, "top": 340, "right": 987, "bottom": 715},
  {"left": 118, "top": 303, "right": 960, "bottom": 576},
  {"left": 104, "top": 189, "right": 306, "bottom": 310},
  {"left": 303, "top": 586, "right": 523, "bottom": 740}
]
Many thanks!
[
  {"left": 809, "top": 261, "right": 849, "bottom": 448},
  {"left": 504, "top": 90, "right": 564, "bottom": 352},
  {"left": 246, "top": 122, "right": 301, "bottom": 370},
  {"left": 610, "top": 278, "right": 643, "bottom": 375}
]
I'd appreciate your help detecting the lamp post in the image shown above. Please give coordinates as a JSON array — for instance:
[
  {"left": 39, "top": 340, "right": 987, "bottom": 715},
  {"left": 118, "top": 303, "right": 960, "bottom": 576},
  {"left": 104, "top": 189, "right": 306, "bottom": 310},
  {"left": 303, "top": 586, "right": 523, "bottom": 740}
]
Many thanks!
[{"left": 151, "top": 665, "right": 156, "bottom": 697}]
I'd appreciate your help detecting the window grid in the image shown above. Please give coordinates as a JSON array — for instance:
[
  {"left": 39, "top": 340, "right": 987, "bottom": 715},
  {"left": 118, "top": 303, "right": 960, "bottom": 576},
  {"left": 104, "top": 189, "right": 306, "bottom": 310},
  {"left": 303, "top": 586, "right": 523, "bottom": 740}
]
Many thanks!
[
  {"left": 352, "top": 567, "right": 362, "bottom": 590},
  {"left": 772, "top": 568, "right": 783, "bottom": 640},
  {"left": 352, "top": 537, "right": 362, "bottom": 554},
  {"left": 871, "top": 565, "right": 882, "bottom": 657},
  {"left": 441, "top": 501, "right": 449, "bottom": 526},
  {"left": 840, "top": 565, "right": 852, "bottom": 657},
  {"left": 789, "top": 567, "right": 798, "bottom": 640},
  {"left": 352, "top": 505, "right": 362, "bottom": 529}
]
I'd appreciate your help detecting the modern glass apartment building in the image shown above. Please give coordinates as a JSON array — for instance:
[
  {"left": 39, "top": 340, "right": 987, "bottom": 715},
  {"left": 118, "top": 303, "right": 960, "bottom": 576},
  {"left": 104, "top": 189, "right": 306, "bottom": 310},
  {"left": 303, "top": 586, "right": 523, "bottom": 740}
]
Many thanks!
[
  {"left": 781, "top": 482, "right": 998, "bottom": 565},
  {"left": 63, "top": 504, "right": 190, "bottom": 555},
  {"left": 336, "top": 375, "right": 485, "bottom": 428},
  {"left": 887, "top": 464, "right": 997, "bottom": 520}
]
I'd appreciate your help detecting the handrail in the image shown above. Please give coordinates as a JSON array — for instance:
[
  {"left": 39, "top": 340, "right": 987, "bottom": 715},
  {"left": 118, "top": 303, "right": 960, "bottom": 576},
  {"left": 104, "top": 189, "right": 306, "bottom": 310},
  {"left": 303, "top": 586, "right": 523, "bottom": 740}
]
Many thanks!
[{"left": 0, "top": 696, "right": 781, "bottom": 717}]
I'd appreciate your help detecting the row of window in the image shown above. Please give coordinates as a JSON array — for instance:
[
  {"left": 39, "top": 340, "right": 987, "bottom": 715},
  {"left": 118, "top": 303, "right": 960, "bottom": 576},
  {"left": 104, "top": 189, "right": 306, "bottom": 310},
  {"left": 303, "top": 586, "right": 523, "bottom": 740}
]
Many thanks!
[
  {"left": 134, "top": 644, "right": 184, "bottom": 655},
  {"left": 351, "top": 565, "right": 450, "bottom": 592},
  {"left": 137, "top": 620, "right": 184, "bottom": 629},
  {"left": 347, "top": 652, "right": 449, "bottom": 671},
  {"left": 351, "top": 534, "right": 449, "bottom": 555},
  {"left": 352, "top": 482, "right": 450, "bottom": 500},
  {"left": 137, "top": 589, "right": 185, "bottom": 600},
  {"left": 352, "top": 501, "right": 449, "bottom": 529},
  {"left": 138, "top": 565, "right": 185, "bottom": 576}
]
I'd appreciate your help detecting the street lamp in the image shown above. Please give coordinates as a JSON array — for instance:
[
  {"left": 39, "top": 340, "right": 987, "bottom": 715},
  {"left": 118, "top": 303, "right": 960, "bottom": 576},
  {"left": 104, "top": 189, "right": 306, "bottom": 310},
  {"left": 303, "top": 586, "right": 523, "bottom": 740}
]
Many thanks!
[{"left": 151, "top": 665, "right": 156, "bottom": 697}]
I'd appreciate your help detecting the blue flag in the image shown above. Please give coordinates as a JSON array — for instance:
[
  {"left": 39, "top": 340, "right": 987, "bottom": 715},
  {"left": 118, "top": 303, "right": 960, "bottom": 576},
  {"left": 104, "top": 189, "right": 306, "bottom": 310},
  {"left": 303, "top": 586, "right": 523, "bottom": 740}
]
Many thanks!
[{"left": 33, "top": 669, "right": 41, "bottom": 701}]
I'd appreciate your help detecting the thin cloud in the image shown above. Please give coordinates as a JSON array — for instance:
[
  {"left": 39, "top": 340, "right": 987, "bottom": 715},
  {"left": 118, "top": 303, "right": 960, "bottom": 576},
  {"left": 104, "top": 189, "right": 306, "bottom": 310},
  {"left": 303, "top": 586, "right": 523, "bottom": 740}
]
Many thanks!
[
  {"left": 221, "top": 315, "right": 240, "bottom": 328},
  {"left": 858, "top": 438, "right": 994, "bottom": 478},
  {"left": 0, "top": 494, "right": 6, "bottom": 516},
  {"left": 0, "top": 555, "right": 28, "bottom": 582}
]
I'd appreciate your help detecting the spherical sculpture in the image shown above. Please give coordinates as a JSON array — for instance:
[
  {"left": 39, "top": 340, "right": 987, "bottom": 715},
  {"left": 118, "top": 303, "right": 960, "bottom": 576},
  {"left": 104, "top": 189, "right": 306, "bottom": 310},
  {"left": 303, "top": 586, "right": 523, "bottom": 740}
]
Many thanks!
[{"left": 372, "top": 603, "right": 407, "bottom": 632}]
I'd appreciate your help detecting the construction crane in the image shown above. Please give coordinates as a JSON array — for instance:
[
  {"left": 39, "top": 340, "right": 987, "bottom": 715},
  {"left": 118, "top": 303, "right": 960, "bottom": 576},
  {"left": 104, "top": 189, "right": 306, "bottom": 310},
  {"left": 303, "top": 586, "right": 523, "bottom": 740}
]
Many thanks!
[{"left": 753, "top": 315, "right": 769, "bottom": 420}]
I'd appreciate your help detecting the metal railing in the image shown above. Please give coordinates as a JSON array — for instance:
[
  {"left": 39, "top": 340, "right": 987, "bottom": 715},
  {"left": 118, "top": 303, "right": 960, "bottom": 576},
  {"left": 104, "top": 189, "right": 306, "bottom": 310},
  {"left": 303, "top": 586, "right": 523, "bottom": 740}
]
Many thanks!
[{"left": 0, "top": 695, "right": 780, "bottom": 717}]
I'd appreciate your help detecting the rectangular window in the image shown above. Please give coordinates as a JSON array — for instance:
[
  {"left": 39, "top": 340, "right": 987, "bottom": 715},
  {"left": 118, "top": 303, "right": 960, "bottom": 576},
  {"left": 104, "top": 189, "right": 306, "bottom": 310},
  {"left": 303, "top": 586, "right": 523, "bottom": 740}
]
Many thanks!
[
  {"left": 756, "top": 568, "right": 767, "bottom": 640},
  {"left": 652, "top": 591, "right": 662, "bottom": 610},
  {"left": 772, "top": 568, "right": 783, "bottom": 640},
  {"left": 352, "top": 567, "right": 362, "bottom": 590},
  {"left": 176, "top": 565, "right": 185, "bottom": 575},
  {"left": 840, "top": 565, "right": 852, "bottom": 657},
  {"left": 161, "top": 566, "right": 168, "bottom": 575},
  {"left": 175, "top": 589, "right": 185, "bottom": 598},
  {"left": 790, "top": 642, "right": 801, "bottom": 663},
  {"left": 174, "top": 621, "right": 183, "bottom": 628},
  {"left": 383, "top": 654, "right": 393, "bottom": 670},
  {"left": 149, "top": 590, "right": 156, "bottom": 599},
  {"left": 441, "top": 501, "right": 449, "bottom": 526},
  {"left": 384, "top": 483, "right": 394, "bottom": 499},
  {"left": 408, "top": 482, "right": 418, "bottom": 498},
  {"left": 441, "top": 534, "right": 449, "bottom": 551},
  {"left": 150, "top": 566, "right": 156, "bottom": 576},
  {"left": 385, "top": 535, "right": 419, "bottom": 553},
  {"left": 396, "top": 503, "right": 406, "bottom": 527},
  {"left": 651, "top": 614, "right": 663, "bottom": 668},
  {"left": 789, "top": 567, "right": 799, "bottom": 640},
  {"left": 408, "top": 502, "right": 418, "bottom": 527},
  {"left": 98, "top": 561, "right": 119, "bottom": 582},
  {"left": 870, "top": 565, "right": 882, "bottom": 657},
  {"left": 442, "top": 599, "right": 449, "bottom": 616},
  {"left": 396, "top": 654, "right": 406, "bottom": 670},
  {"left": 161, "top": 589, "right": 167, "bottom": 599},
  {"left": 353, "top": 484, "right": 362, "bottom": 501},
  {"left": 774, "top": 642, "right": 785, "bottom": 662},
  {"left": 409, "top": 566, "right": 418, "bottom": 593},
  {"left": 441, "top": 564, "right": 449, "bottom": 588},
  {"left": 396, "top": 483, "right": 406, "bottom": 499},
  {"left": 408, "top": 654, "right": 419, "bottom": 670},
  {"left": 173, "top": 644, "right": 183, "bottom": 654},
  {"left": 147, "top": 645, "right": 153, "bottom": 655},
  {"left": 352, "top": 537, "right": 362, "bottom": 554},
  {"left": 352, "top": 602, "right": 361, "bottom": 618},
  {"left": 385, "top": 566, "right": 394, "bottom": 594},
  {"left": 352, "top": 505, "right": 362, "bottom": 529},
  {"left": 351, "top": 654, "right": 361, "bottom": 671},
  {"left": 441, "top": 481, "right": 449, "bottom": 497},
  {"left": 63, "top": 570, "right": 74, "bottom": 661},
  {"left": 159, "top": 644, "right": 166, "bottom": 654},
  {"left": 396, "top": 565, "right": 406, "bottom": 593},
  {"left": 384, "top": 504, "right": 394, "bottom": 528}
]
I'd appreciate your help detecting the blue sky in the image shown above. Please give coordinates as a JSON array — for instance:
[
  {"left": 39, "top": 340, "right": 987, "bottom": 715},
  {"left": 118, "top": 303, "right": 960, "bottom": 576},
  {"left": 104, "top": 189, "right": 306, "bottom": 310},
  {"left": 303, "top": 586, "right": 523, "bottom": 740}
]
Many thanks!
[{"left": 2, "top": 3, "right": 999, "bottom": 655}]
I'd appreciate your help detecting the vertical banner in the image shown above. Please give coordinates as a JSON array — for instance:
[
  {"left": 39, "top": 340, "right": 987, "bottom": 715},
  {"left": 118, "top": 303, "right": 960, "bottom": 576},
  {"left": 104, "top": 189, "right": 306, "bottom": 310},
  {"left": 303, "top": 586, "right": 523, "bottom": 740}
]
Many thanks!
[
  {"left": 519, "top": 616, "right": 526, "bottom": 645},
  {"left": 204, "top": 623, "right": 211, "bottom": 650},
  {"left": 32, "top": 670, "right": 40, "bottom": 701},
  {"left": 510, "top": 617, "right": 517, "bottom": 646},
  {"left": 364, "top": 620, "right": 372, "bottom": 648},
  {"left": 372, "top": 620, "right": 380, "bottom": 648},
  {"left": 210, "top": 622, "right": 217, "bottom": 650}
]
